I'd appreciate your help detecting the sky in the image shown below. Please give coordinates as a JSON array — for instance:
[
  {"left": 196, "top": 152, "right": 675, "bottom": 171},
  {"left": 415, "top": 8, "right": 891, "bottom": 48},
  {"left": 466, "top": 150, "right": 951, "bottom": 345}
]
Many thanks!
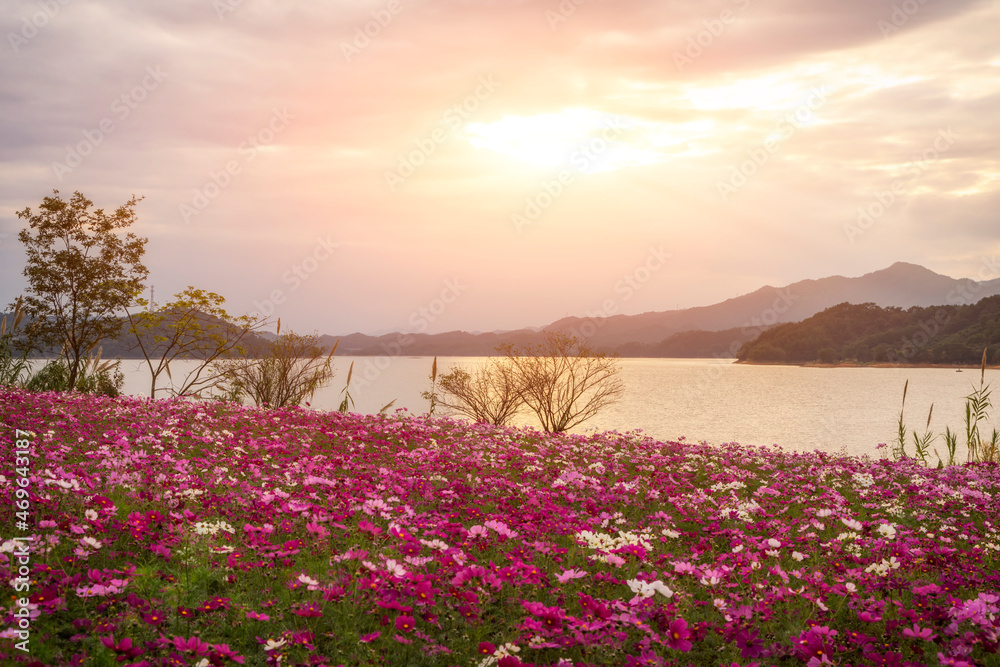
[{"left": 2, "top": 0, "right": 999, "bottom": 336}]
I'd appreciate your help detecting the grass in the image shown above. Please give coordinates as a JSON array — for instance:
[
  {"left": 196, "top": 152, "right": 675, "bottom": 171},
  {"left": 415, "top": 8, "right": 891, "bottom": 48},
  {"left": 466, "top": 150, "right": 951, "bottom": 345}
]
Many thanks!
[{"left": 896, "top": 347, "right": 1000, "bottom": 466}]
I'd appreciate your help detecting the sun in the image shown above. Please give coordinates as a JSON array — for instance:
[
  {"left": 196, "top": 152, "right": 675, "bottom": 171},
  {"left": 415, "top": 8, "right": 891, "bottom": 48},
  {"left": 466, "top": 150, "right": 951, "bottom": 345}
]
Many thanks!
[{"left": 465, "top": 108, "right": 662, "bottom": 173}]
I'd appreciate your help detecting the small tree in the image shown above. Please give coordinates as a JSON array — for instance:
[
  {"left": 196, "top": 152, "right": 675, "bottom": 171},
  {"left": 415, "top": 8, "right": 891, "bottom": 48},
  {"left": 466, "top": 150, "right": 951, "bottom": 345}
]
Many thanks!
[
  {"left": 435, "top": 357, "right": 525, "bottom": 426},
  {"left": 125, "top": 287, "right": 268, "bottom": 398},
  {"left": 216, "top": 325, "right": 336, "bottom": 408},
  {"left": 15, "top": 190, "right": 147, "bottom": 388},
  {"left": 501, "top": 331, "right": 623, "bottom": 433}
]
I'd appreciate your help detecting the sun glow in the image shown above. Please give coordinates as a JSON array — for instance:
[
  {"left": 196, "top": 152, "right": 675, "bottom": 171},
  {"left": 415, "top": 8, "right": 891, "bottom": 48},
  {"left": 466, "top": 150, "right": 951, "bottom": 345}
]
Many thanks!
[{"left": 465, "top": 108, "right": 664, "bottom": 173}]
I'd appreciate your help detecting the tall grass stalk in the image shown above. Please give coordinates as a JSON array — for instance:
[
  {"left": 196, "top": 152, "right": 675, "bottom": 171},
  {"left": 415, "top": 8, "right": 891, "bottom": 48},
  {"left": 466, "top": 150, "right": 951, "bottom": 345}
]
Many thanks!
[
  {"left": 965, "top": 348, "right": 992, "bottom": 463},
  {"left": 339, "top": 360, "right": 355, "bottom": 414},
  {"left": 894, "top": 379, "right": 908, "bottom": 460},
  {"left": 894, "top": 348, "right": 997, "bottom": 466},
  {"left": 937, "top": 426, "right": 959, "bottom": 468},
  {"left": 911, "top": 402, "right": 934, "bottom": 466}
]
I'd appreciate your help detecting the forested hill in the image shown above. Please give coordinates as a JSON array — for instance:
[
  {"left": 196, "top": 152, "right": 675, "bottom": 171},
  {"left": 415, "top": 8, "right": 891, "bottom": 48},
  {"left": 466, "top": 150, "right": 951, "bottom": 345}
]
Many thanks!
[{"left": 736, "top": 296, "right": 1000, "bottom": 365}]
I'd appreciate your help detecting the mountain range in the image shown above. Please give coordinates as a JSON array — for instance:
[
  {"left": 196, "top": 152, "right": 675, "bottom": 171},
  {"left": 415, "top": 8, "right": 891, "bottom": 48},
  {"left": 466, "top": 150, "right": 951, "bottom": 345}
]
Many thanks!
[
  {"left": 7, "top": 262, "right": 999, "bottom": 359},
  {"left": 323, "top": 262, "right": 1000, "bottom": 357}
]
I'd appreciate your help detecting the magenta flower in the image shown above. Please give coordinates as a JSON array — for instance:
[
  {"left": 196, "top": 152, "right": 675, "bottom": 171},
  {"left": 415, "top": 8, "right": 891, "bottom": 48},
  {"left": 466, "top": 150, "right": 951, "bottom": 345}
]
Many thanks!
[
  {"left": 395, "top": 615, "right": 416, "bottom": 633},
  {"left": 736, "top": 628, "right": 764, "bottom": 659},
  {"left": 398, "top": 540, "right": 422, "bottom": 556},
  {"left": 478, "top": 641, "right": 496, "bottom": 655},
  {"left": 140, "top": 610, "right": 166, "bottom": 627},
  {"left": 292, "top": 602, "right": 323, "bottom": 618},
  {"left": 901, "top": 624, "right": 937, "bottom": 641},
  {"left": 665, "top": 618, "right": 692, "bottom": 652},
  {"left": 209, "top": 643, "right": 246, "bottom": 664},
  {"left": 246, "top": 611, "right": 270, "bottom": 621},
  {"left": 938, "top": 654, "right": 976, "bottom": 667},
  {"left": 171, "top": 635, "right": 211, "bottom": 655},
  {"left": 359, "top": 631, "right": 381, "bottom": 643},
  {"left": 99, "top": 635, "right": 145, "bottom": 659}
]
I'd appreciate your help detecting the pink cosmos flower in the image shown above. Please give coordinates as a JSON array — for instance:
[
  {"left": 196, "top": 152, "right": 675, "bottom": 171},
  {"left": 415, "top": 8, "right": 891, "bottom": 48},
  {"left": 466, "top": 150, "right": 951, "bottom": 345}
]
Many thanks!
[
  {"left": 209, "top": 643, "right": 245, "bottom": 664},
  {"left": 556, "top": 568, "right": 588, "bottom": 583},
  {"left": 292, "top": 602, "right": 323, "bottom": 618},
  {"left": 665, "top": 618, "right": 692, "bottom": 652},
  {"left": 99, "top": 636, "right": 145, "bottom": 659},
  {"left": 395, "top": 615, "right": 416, "bottom": 633},
  {"left": 901, "top": 624, "right": 936, "bottom": 641},
  {"left": 305, "top": 522, "right": 330, "bottom": 539},
  {"left": 171, "top": 635, "right": 211, "bottom": 655}
]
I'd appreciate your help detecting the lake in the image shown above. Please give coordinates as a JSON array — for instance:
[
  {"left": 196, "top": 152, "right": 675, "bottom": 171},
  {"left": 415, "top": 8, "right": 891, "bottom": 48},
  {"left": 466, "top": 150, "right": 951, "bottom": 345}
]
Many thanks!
[{"left": 110, "top": 356, "right": 993, "bottom": 461}]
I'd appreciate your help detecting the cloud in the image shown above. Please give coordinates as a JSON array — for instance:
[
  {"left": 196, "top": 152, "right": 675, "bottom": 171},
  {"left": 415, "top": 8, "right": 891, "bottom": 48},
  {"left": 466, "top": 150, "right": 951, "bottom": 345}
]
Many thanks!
[{"left": 1, "top": 0, "right": 998, "bottom": 333}]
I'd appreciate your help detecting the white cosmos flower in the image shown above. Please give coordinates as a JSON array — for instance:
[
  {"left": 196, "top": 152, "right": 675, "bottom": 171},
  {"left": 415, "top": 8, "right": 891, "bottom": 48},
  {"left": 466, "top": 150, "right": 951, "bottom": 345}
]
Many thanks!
[
  {"left": 627, "top": 579, "right": 655, "bottom": 598},
  {"left": 877, "top": 523, "right": 897, "bottom": 539},
  {"left": 81, "top": 536, "right": 102, "bottom": 549},
  {"left": 262, "top": 638, "right": 286, "bottom": 651},
  {"left": 650, "top": 581, "right": 674, "bottom": 598}
]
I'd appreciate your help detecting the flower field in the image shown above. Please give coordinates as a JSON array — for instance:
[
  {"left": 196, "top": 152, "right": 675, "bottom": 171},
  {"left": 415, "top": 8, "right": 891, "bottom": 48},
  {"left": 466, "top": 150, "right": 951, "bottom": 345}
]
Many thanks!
[{"left": 1, "top": 388, "right": 999, "bottom": 667}]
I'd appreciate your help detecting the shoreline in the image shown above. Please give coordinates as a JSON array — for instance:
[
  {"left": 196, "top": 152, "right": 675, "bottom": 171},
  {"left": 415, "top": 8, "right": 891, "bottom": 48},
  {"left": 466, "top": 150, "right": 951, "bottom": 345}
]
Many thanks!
[{"left": 736, "top": 359, "right": 1000, "bottom": 369}]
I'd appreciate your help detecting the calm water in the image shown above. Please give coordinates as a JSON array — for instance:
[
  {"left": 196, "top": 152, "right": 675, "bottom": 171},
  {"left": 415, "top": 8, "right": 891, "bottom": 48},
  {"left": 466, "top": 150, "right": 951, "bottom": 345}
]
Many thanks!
[{"left": 113, "top": 357, "right": 992, "bottom": 459}]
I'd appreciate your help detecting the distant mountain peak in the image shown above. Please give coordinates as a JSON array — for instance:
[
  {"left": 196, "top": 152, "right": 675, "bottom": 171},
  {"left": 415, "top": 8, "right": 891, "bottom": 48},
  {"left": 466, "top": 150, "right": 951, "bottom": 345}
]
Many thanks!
[
  {"left": 879, "top": 261, "right": 941, "bottom": 275},
  {"left": 319, "top": 262, "right": 1000, "bottom": 358}
]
